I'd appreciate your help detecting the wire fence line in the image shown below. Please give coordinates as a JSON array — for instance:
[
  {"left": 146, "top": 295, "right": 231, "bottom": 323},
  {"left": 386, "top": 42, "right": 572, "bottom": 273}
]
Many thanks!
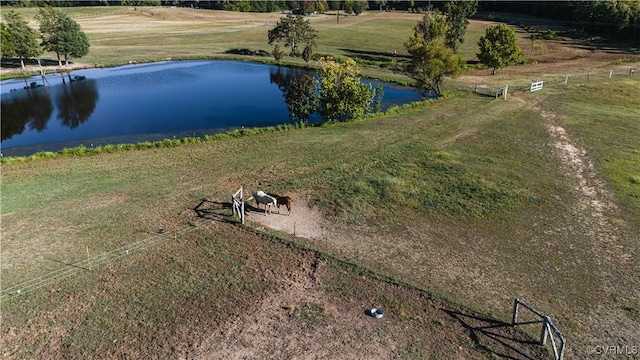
[
  {"left": 469, "top": 66, "right": 638, "bottom": 98},
  {"left": 515, "top": 66, "right": 637, "bottom": 92},
  {"left": 0, "top": 217, "right": 209, "bottom": 303}
]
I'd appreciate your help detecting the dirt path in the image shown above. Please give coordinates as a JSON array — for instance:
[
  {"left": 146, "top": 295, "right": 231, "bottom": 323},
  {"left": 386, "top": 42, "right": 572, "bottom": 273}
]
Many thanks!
[{"left": 537, "top": 102, "right": 630, "bottom": 265}]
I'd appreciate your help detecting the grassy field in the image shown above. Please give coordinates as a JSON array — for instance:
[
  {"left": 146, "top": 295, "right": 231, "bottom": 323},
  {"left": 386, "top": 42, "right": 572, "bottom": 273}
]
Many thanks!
[{"left": 2, "top": 7, "right": 640, "bottom": 359}]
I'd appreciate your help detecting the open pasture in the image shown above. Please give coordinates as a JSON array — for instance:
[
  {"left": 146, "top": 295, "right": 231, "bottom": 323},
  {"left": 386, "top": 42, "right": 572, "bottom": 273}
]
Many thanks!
[{"left": 1, "top": 8, "right": 639, "bottom": 359}]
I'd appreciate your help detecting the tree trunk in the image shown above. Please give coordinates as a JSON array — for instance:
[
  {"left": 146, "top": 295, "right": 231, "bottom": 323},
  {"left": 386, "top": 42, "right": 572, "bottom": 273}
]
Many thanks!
[
  {"left": 57, "top": 53, "right": 62, "bottom": 67},
  {"left": 20, "top": 57, "right": 25, "bottom": 71}
]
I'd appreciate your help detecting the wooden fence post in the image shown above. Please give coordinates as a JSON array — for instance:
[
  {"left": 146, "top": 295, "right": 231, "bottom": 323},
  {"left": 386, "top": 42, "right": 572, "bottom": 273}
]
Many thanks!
[
  {"left": 564, "top": 76, "right": 568, "bottom": 85},
  {"left": 503, "top": 84, "right": 508, "bottom": 99},
  {"left": 609, "top": 70, "right": 613, "bottom": 78},
  {"left": 86, "top": 245, "right": 92, "bottom": 271},
  {"left": 588, "top": 72, "right": 591, "bottom": 79},
  {"left": 512, "top": 298, "right": 519, "bottom": 325}
]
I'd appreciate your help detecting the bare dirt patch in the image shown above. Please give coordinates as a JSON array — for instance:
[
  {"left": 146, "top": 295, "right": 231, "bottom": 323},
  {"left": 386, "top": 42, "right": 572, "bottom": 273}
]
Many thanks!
[
  {"left": 245, "top": 196, "right": 325, "bottom": 241},
  {"left": 191, "top": 222, "right": 548, "bottom": 360}
]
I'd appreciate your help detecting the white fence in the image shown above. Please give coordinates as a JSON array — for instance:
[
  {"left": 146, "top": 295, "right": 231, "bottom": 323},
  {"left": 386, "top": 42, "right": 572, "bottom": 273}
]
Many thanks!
[
  {"left": 232, "top": 186, "right": 245, "bottom": 224},
  {"left": 469, "top": 67, "right": 637, "bottom": 99},
  {"left": 512, "top": 298, "right": 566, "bottom": 360},
  {"left": 474, "top": 83, "right": 509, "bottom": 99},
  {"left": 530, "top": 81, "right": 544, "bottom": 92},
  {"left": 522, "top": 67, "right": 637, "bottom": 93}
]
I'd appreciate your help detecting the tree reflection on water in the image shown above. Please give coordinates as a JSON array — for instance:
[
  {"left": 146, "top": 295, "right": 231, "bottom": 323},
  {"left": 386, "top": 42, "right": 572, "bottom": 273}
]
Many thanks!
[{"left": 1, "top": 76, "right": 98, "bottom": 141}]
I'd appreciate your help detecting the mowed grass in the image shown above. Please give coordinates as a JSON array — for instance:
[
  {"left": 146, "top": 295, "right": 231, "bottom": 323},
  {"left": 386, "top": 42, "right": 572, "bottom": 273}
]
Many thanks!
[
  {"left": 2, "top": 8, "right": 640, "bottom": 359},
  {"left": 545, "top": 80, "right": 640, "bottom": 213},
  {"left": 3, "top": 78, "right": 639, "bottom": 358},
  {"left": 1, "top": 7, "right": 426, "bottom": 80}
]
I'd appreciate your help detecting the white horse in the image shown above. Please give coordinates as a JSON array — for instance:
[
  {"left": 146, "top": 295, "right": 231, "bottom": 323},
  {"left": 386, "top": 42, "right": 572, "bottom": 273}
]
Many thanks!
[{"left": 248, "top": 190, "right": 277, "bottom": 215}]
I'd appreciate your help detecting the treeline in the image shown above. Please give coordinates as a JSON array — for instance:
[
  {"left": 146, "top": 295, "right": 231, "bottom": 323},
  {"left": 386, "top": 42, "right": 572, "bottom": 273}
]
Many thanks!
[
  {"left": 479, "top": 1, "right": 640, "bottom": 44},
  {"left": 2, "top": 1, "right": 638, "bottom": 43}
]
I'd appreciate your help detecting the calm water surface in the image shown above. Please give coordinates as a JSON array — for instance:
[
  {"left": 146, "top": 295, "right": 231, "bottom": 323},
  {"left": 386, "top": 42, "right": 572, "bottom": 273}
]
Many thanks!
[{"left": 1, "top": 60, "right": 422, "bottom": 157}]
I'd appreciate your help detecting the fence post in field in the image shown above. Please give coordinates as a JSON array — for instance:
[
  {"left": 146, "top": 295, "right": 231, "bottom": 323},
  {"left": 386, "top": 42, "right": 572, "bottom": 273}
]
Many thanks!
[
  {"left": 631, "top": 68, "right": 636, "bottom": 76},
  {"left": 609, "top": 70, "right": 613, "bottom": 78},
  {"left": 503, "top": 84, "right": 508, "bottom": 99},
  {"left": 512, "top": 298, "right": 519, "bottom": 325},
  {"left": 232, "top": 186, "right": 245, "bottom": 224},
  {"left": 588, "top": 72, "right": 591, "bottom": 79},
  {"left": 564, "top": 76, "right": 568, "bottom": 85},
  {"left": 86, "top": 245, "right": 91, "bottom": 271},
  {"left": 540, "top": 316, "right": 549, "bottom": 345}
]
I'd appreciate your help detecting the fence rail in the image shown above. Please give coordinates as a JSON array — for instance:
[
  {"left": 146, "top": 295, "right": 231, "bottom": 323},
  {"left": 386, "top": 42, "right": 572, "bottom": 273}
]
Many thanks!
[
  {"left": 519, "top": 67, "right": 637, "bottom": 93},
  {"left": 474, "top": 83, "right": 508, "bottom": 99},
  {"left": 232, "top": 186, "right": 245, "bottom": 224},
  {"left": 512, "top": 298, "right": 566, "bottom": 360},
  {"left": 530, "top": 81, "right": 544, "bottom": 92},
  {"left": 468, "top": 67, "right": 637, "bottom": 99}
]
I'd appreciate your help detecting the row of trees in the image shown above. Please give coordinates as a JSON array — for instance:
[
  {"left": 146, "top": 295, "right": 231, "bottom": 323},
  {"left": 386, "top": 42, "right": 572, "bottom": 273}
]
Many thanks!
[
  {"left": 3, "top": 1, "right": 636, "bottom": 42},
  {"left": 1, "top": 8, "right": 90, "bottom": 70},
  {"left": 479, "top": 0, "right": 640, "bottom": 45},
  {"left": 1, "top": 1, "right": 371, "bottom": 13}
]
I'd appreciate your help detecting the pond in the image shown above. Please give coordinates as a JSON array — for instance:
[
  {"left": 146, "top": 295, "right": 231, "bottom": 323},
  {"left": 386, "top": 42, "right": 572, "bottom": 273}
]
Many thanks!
[{"left": 0, "top": 60, "right": 423, "bottom": 157}]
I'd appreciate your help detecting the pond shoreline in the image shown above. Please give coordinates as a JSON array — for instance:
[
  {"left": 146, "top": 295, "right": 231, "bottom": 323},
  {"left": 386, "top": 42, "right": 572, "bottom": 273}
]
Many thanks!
[{"left": 1, "top": 59, "right": 424, "bottom": 161}]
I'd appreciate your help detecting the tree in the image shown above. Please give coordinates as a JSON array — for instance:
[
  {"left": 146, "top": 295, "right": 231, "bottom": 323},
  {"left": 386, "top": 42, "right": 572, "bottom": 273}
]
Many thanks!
[
  {"left": 404, "top": 12, "right": 464, "bottom": 96},
  {"left": 374, "top": 0, "right": 388, "bottom": 11},
  {"left": 302, "top": 43, "right": 313, "bottom": 67},
  {"left": 268, "top": 14, "right": 318, "bottom": 56},
  {"left": 477, "top": 23, "right": 522, "bottom": 75},
  {"left": 442, "top": 0, "right": 477, "bottom": 51},
  {"left": 229, "top": 0, "right": 251, "bottom": 12},
  {"left": 285, "top": 74, "right": 319, "bottom": 125},
  {"left": 315, "top": 1, "right": 329, "bottom": 13},
  {"left": 1, "top": 22, "right": 16, "bottom": 58},
  {"left": 58, "top": 15, "right": 90, "bottom": 64},
  {"left": 36, "top": 7, "right": 90, "bottom": 67},
  {"left": 272, "top": 44, "right": 284, "bottom": 63},
  {"left": 3, "top": 11, "right": 42, "bottom": 70},
  {"left": 302, "top": 0, "right": 316, "bottom": 14},
  {"left": 344, "top": 0, "right": 354, "bottom": 14},
  {"left": 317, "top": 56, "right": 379, "bottom": 122},
  {"left": 352, "top": 0, "right": 369, "bottom": 15}
]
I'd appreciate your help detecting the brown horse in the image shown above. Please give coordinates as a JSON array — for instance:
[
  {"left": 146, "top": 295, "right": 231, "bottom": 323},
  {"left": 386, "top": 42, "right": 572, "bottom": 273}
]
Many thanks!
[{"left": 268, "top": 193, "right": 293, "bottom": 215}]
